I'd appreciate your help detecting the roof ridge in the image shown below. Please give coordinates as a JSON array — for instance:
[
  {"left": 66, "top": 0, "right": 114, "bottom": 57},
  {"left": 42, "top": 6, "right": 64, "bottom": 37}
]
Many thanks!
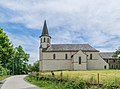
[
  {"left": 46, "top": 44, "right": 99, "bottom": 52},
  {"left": 51, "top": 44, "right": 89, "bottom": 45},
  {"left": 100, "top": 52, "right": 114, "bottom": 53}
]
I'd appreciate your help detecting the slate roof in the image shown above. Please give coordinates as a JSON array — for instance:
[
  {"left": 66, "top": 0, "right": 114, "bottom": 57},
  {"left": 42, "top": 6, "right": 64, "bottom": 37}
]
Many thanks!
[
  {"left": 100, "top": 52, "right": 114, "bottom": 59},
  {"left": 46, "top": 44, "right": 99, "bottom": 52},
  {"left": 41, "top": 20, "right": 49, "bottom": 37}
]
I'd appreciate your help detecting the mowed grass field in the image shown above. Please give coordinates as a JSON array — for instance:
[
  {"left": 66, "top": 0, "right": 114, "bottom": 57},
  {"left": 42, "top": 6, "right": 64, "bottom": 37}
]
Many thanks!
[{"left": 40, "top": 70, "right": 120, "bottom": 86}]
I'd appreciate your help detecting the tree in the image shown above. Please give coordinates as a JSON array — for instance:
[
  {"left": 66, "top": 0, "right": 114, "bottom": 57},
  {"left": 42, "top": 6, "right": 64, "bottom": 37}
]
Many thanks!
[
  {"left": 0, "top": 28, "right": 15, "bottom": 69},
  {"left": 113, "top": 47, "right": 120, "bottom": 64},
  {"left": 28, "top": 61, "right": 39, "bottom": 72},
  {"left": 0, "top": 28, "right": 30, "bottom": 75},
  {"left": 0, "top": 61, "right": 9, "bottom": 75},
  {"left": 14, "top": 45, "right": 29, "bottom": 74}
]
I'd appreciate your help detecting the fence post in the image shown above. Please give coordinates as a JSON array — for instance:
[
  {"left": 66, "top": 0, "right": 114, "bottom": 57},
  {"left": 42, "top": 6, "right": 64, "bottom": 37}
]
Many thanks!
[
  {"left": 98, "top": 73, "right": 99, "bottom": 86},
  {"left": 60, "top": 71, "right": 63, "bottom": 82}
]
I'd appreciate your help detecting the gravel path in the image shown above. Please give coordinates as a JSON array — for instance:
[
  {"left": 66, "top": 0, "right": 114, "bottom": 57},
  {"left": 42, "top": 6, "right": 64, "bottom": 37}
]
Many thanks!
[{"left": 1, "top": 75, "right": 41, "bottom": 89}]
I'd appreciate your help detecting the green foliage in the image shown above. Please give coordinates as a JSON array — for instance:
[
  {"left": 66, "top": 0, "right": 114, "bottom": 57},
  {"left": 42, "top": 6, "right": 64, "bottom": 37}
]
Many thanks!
[
  {"left": 0, "top": 28, "right": 15, "bottom": 69},
  {"left": 113, "top": 47, "right": 120, "bottom": 64},
  {"left": 0, "top": 75, "right": 10, "bottom": 81},
  {"left": 0, "top": 27, "right": 30, "bottom": 75},
  {"left": 13, "top": 45, "right": 29, "bottom": 74},
  {"left": 0, "top": 65, "right": 9, "bottom": 75},
  {"left": 28, "top": 60, "right": 39, "bottom": 72},
  {"left": 28, "top": 70, "right": 120, "bottom": 89},
  {"left": 25, "top": 75, "right": 66, "bottom": 89},
  {"left": 65, "top": 80, "right": 86, "bottom": 89},
  {"left": 103, "top": 81, "right": 118, "bottom": 89},
  {"left": 26, "top": 74, "right": 86, "bottom": 89}
]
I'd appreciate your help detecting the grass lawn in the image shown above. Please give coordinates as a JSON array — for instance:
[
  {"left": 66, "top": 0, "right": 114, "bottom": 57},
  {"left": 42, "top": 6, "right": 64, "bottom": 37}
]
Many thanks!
[
  {"left": 40, "top": 70, "right": 120, "bottom": 85},
  {"left": 0, "top": 75, "right": 10, "bottom": 81},
  {"left": 25, "top": 76, "right": 67, "bottom": 89},
  {"left": 26, "top": 70, "right": 120, "bottom": 89}
]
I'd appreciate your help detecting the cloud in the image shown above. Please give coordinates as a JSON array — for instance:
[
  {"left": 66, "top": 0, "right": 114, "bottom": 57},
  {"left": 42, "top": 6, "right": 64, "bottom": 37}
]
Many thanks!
[
  {"left": 4, "top": 28, "right": 39, "bottom": 64},
  {"left": 0, "top": 0, "right": 120, "bottom": 63}
]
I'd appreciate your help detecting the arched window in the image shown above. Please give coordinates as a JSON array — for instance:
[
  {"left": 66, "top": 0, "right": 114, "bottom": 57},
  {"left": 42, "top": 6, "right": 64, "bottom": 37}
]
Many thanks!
[
  {"left": 44, "top": 38, "right": 45, "bottom": 42},
  {"left": 47, "top": 38, "right": 49, "bottom": 43},
  {"left": 106, "top": 59, "right": 108, "bottom": 63},
  {"left": 104, "top": 65, "right": 106, "bottom": 69},
  {"left": 53, "top": 54, "right": 56, "bottom": 59},
  {"left": 65, "top": 54, "right": 67, "bottom": 59},
  {"left": 90, "top": 54, "right": 92, "bottom": 59},
  {"left": 79, "top": 57, "right": 81, "bottom": 64},
  {"left": 113, "top": 60, "right": 115, "bottom": 63},
  {"left": 41, "top": 38, "right": 42, "bottom": 43}
]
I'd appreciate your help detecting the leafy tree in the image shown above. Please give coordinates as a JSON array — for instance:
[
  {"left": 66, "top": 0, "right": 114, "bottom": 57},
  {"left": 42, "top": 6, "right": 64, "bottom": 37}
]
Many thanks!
[
  {"left": 0, "top": 28, "right": 30, "bottom": 75},
  {"left": 113, "top": 47, "right": 120, "bottom": 64},
  {"left": 0, "top": 28, "right": 15, "bottom": 69},
  {"left": 0, "top": 61, "right": 9, "bottom": 75},
  {"left": 28, "top": 61, "right": 39, "bottom": 72},
  {"left": 13, "top": 45, "right": 29, "bottom": 74}
]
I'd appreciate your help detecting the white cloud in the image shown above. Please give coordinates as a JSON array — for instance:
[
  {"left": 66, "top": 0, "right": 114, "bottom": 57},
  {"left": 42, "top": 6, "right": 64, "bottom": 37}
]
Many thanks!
[
  {"left": 0, "top": 0, "right": 120, "bottom": 63},
  {"left": 5, "top": 31, "right": 39, "bottom": 64}
]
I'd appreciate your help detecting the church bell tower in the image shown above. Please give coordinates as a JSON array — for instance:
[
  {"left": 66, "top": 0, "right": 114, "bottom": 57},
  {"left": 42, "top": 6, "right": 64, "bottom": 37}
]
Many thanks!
[{"left": 40, "top": 20, "right": 51, "bottom": 49}]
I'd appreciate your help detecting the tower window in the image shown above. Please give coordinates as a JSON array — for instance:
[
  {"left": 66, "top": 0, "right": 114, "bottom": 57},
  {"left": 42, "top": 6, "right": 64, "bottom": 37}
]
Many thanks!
[
  {"left": 90, "top": 54, "right": 92, "bottom": 59},
  {"left": 113, "top": 60, "right": 115, "bottom": 63},
  {"left": 41, "top": 39, "right": 42, "bottom": 43},
  {"left": 79, "top": 57, "right": 81, "bottom": 64},
  {"left": 65, "top": 54, "right": 68, "bottom": 59},
  {"left": 53, "top": 54, "right": 56, "bottom": 59},
  {"left": 44, "top": 38, "right": 45, "bottom": 42},
  {"left": 47, "top": 38, "right": 49, "bottom": 43}
]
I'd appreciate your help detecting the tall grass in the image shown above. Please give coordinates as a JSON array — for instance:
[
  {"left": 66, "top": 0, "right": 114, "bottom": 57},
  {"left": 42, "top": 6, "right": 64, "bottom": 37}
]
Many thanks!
[
  {"left": 26, "top": 70, "right": 120, "bottom": 89},
  {"left": 40, "top": 70, "right": 120, "bottom": 85},
  {"left": 0, "top": 75, "right": 10, "bottom": 81}
]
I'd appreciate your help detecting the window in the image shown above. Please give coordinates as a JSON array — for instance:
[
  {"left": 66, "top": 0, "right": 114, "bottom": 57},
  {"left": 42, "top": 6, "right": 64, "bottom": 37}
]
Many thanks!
[
  {"left": 106, "top": 59, "right": 108, "bottom": 63},
  {"left": 79, "top": 57, "right": 81, "bottom": 64},
  {"left": 53, "top": 54, "right": 56, "bottom": 59},
  {"left": 113, "top": 60, "right": 115, "bottom": 63},
  {"left": 104, "top": 65, "right": 106, "bottom": 69},
  {"left": 47, "top": 38, "right": 49, "bottom": 43},
  {"left": 41, "top": 38, "right": 42, "bottom": 43},
  {"left": 44, "top": 38, "right": 45, "bottom": 42},
  {"left": 90, "top": 54, "right": 92, "bottom": 59},
  {"left": 71, "top": 55, "right": 73, "bottom": 58},
  {"left": 65, "top": 54, "right": 67, "bottom": 59}
]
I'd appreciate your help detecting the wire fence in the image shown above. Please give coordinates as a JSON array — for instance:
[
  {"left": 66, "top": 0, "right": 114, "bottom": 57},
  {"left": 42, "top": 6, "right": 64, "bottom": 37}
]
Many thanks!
[{"left": 30, "top": 72, "right": 120, "bottom": 89}]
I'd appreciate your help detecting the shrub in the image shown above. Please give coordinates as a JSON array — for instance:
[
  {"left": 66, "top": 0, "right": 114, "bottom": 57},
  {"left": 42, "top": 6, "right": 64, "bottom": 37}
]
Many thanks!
[
  {"left": 0, "top": 65, "right": 9, "bottom": 76},
  {"left": 65, "top": 79, "right": 86, "bottom": 89}
]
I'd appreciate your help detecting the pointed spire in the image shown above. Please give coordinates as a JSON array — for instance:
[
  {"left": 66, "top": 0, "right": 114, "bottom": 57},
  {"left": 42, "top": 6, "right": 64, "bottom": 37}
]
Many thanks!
[{"left": 41, "top": 20, "right": 49, "bottom": 36}]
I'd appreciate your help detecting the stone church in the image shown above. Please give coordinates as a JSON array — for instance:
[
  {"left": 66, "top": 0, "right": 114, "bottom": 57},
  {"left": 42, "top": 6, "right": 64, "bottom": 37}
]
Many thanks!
[{"left": 39, "top": 21, "right": 118, "bottom": 71}]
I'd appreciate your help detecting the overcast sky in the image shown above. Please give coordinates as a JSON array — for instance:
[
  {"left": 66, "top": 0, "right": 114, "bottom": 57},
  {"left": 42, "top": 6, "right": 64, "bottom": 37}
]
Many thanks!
[{"left": 0, "top": 0, "right": 120, "bottom": 64}]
